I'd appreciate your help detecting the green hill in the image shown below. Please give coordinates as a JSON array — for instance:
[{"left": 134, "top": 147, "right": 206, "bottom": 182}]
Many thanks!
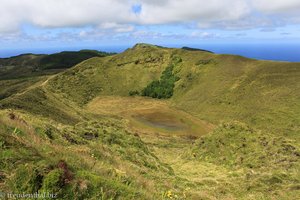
[
  {"left": 0, "top": 50, "right": 114, "bottom": 79},
  {"left": 44, "top": 43, "right": 300, "bottom": 138},
  {"left": 38, "top": 50, "right": 115, "bottom": 70},
  {"left": 0, "top": 43, "right": 299, "bottom": 199},
  {"left": 0, "top": 50, "right": 113, "bottom": 101}
]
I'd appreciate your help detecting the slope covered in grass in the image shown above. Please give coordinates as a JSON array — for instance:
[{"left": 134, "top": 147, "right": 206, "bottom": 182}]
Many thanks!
[
  {"left": 0, "top": 76, "right": 45, "bottom": 100},
  {"left": 0, "top": 110, "right": 174, "bottom": 199},
  {"left": 170, "top": 51, "right": 300, "bottom": 138},
  {"left": 149, "top": 122, "right": 300, "bottom": 199},
  {"left": 44, "top": 43, "right": 300, "bottom": 138},
  {"left": 185, "top": 122, "right": 300, "bottom": 198},
  {"left": 0, "top": 49, "right": 113, "bottom": 104},
  {"left": 48, "top": 44, "right": 171, "bottom": 104},
  {"left": 38, "top": 50, "right": 115, "bottom": 70},
  {"left": 189, "top": 121, "right": 300, "bottom": 170},
  {"left": 0, "top": 50, "right": 113, "bottom": 79},
  {"left": 0, "top": 43, "right": 300, "bottom": 199}
]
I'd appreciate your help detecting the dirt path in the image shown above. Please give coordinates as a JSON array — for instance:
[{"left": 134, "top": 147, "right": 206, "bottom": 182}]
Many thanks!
[{"left": 14, "top": 75, "right": 56, "bottom": 96}]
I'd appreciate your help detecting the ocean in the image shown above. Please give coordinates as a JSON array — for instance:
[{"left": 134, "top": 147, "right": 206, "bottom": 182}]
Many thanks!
[
  {"left": 1, "top": 43, "right": 300, "bottom": 62},
  {"left": 188, "top": 43, "right": 300, "bottom": 62}
]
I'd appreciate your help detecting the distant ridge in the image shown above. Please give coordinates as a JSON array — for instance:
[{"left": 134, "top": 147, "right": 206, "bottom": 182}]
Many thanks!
[
  {"left": 182, "top": 46, "right": 214, "bottom": 53},
  {"left": 0, "top": 50, "right": 114, "bottom": 70}
]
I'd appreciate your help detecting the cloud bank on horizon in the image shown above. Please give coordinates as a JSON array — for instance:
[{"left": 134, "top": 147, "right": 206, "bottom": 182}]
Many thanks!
[{"left": 1, "top": 0, "right": 300, "bottom": 48}]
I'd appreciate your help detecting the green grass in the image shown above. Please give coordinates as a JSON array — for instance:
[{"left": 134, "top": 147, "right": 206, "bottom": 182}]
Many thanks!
[
  {"left": 0, "top": 76, "right": 45, "bottom": 100},
  {"left": 0, "top": 87, "right": 81, "bottom": 124},
  {"left": 147, "top": 122, "right": 300, "bottom": 199},
  {"left": 0, "top": 49, "right": 113, "bottom": 102},
  {"left": 43, "top": 44, "right": 300, "bottom": 139},
  {"left": 169, "top": 50, "right": 300, "bottom": 139},
  {"left": 188, "top": 121, "right": 300, "bottom": 170},
  {"left": 47, "top": 44, "right": 170, "bottom": 105},
  {"left": 0, "top": 43, "right": 300, "bottom": 199},
  {"left": 38, "top": 50, "right": 115, "bottom": 70},
  {"left": 184, "top": 122, "right": 300, "bottom": 199},
  {"left": 0, "top": 110, "right": 174, "bottom": 199},
  {"left": 0, "top": 50, "right": 113, "bottom": 80}
]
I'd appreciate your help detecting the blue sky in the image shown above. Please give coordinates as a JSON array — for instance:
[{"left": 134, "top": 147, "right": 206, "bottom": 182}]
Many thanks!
[{"left": 1, "top": 0, "right": 300, "bottom": 51}]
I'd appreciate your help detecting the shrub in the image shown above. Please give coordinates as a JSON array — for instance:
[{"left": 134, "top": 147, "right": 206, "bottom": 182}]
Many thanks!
[
  {"left": 141, "top": 57, "right": 180, "bottom": 99},
  {"left": 196, "top": 59, "right": 215, "bottom": 65},
  {"left": 44, "top": 127, "right": 54, "bottom": 139},
  {"left": 129, "top": 90, "right": 140, "bottom": 96}
]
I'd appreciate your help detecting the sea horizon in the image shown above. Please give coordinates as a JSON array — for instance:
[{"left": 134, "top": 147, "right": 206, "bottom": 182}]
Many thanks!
[{"left": 1, "top": 43, "right": 300, "bottom": 62}]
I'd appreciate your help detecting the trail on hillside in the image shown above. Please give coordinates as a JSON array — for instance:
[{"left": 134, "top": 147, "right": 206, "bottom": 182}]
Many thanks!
[{"left": 14, "top": 74, "right": 56, "bottom": 97}]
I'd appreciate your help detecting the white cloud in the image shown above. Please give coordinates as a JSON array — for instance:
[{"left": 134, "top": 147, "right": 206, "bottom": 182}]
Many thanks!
[
  {"left": 0, "top": 0, "right": 135, "bottom": 32},
  {"left": 1, "top": 0, "right": 300, "bottom": 34},
  {"left": 98, "top": 23, "right": 134, "bottom": 33},
  {"left": 0, "top": 0, "right": 250, "bottom": 33},
  {"left": 252, "top": 0, "right": 300, "bottom": 13},
  {"left": 137, "top": 0, "right": 250, "bottom": 24},
  {"left": 190, "top": 31, "right": 218, "bottom": 39}
]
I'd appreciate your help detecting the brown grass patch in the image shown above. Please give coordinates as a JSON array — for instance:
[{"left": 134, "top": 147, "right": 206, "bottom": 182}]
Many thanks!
[{"left": 86, "top": 96, "right": 214, "bottom": 137}]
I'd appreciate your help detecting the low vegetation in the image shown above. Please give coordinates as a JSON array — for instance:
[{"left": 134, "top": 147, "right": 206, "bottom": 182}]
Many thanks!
[
  {"left": 0, "top": 111, "right": 173, "bottom": 199},
  {"left": 141, "top": 56, "right": 181, "bottom": 99},
  {"left": 189, "top": 122, "right": 300, "bottom": 169},
  {"left": 38, "top": 50, "right": 114, "bottom": 70},
  {"left": 0, "top": 43, "right": 299, "bottom": 199},
  {"left": 0, "top": 49, "right": 113, "bottom": 101},
  {"left": 195, "top": 59, "right": 216, "bottom": 65}
]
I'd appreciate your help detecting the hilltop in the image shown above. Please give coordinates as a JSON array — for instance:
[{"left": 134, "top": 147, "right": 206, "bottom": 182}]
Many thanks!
[
  {"left": 0, "top": 44, "right": 299, "bottom": 199},
  {"left": 0, "top": 50, "right": 114, "bottom": 79}
]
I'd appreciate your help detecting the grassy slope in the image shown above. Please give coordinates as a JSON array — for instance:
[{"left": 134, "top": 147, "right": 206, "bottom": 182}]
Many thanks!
[
  {"left": 0, "top": 50, "right": 112, "bottom": 101},
  {"left": 47, "top": 44, "right": 300, "bottom": 138},
  {"left": 38, "top": 50, "right": 114, "bottom": 70},
  {"left": 0, "top": 76, "right": 45, "bottom": 100},
  {"left": 48, "top": 44, "right": 170, "bottom": 104},
  {"left": 0, "top": 110, "right": 174, "bottom": 200},
  {"left": 0, "top": 43, "right": 300, "bottom": 199},
  {"left": 0, "top": 50, "right": 112, "bottom": 73},
  {"left": 170, "top": 50, "right": 300, "bottom": 139},
  {"left": 148, "top": 122, "right": 300, "bottom": 199}
]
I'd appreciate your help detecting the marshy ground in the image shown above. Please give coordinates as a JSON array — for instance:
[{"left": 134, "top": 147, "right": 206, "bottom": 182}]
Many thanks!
[{"left": 87, "top": 96, "right": 213, "bottom": 137}]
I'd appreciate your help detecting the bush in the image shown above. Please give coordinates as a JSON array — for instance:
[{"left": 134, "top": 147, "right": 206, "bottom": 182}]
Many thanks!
[
  {"left": 141, "top": 57, "right": 180, "bottom": 99},
  {"left": 196, "top": 59, "right": 215, "bottom": 65},
  {"left": 129, "top": 90, "right": 140, "bottom": 96}
]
